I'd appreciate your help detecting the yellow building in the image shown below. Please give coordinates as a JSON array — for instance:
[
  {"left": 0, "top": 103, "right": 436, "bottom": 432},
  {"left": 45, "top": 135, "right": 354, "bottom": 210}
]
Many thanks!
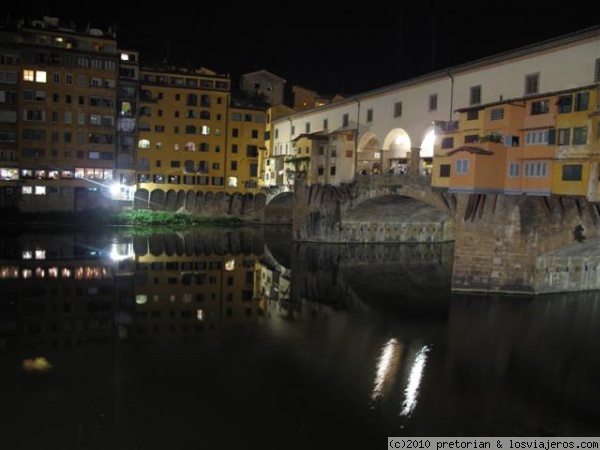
[
  {"left": 226, "top": 103, "right": 265, "bottom": 194},
  {"left": 290, "top": 133, "right": 328, "bottom": 184},
  {"left": 552, "top": 86, "right": 600, "bottom": 199},
  {"left": 136, "top": 65, "right": 231, "bottom": 206},
  {"left": 432, "top": 86, "right": 600, "bottom": 199}
]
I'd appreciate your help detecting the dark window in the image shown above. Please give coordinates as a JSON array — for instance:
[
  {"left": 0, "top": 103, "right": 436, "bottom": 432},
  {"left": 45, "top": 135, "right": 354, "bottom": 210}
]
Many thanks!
[
  {"left": 525, "top": 73, "right": 539, "bottom": 95},
  {"left": 393, "top": 102, "right": 402, "bottom": 118},
  {"left": 575, "top": 92, "right": 589, "bottom": 111},
  {"left": 557, "top": 95, "right": 572, "bottom": 113},
  {"left": 441, "top": 137, "right": 454, "bottom": 149},
  {"left": 562, "top": 164, "right": 582, "bottom": 181},
  {"left": 531, "top": 100, "right": 549, "bottom": 115},
  {"left": 467, "top": 110, "right": 478, "bottom": 120},
  {"left": 469, "top": 86, "right": 481, "bottom": 105},
  {"left": 439, "top": 164, "right": 450, "bottom": 177},
  {"left": 573, "top": 126, "right": 588, "bottom": 145}
]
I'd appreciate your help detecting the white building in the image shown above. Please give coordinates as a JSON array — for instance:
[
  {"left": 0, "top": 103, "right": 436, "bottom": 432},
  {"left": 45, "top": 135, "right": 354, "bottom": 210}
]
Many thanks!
[{"left": 269, "top": 25, "right": 600, "bottom": 185}]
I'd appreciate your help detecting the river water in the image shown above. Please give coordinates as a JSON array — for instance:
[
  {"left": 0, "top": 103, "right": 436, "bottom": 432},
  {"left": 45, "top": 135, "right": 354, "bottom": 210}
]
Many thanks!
[{"left": 0, "top": 225, "right": 598, "bottom": 449}]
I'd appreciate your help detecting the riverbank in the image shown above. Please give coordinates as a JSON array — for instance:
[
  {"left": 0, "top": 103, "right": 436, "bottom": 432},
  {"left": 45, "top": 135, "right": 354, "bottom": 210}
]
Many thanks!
[{"left": 0, "top": 208, "right": 247, "bottom": 230}]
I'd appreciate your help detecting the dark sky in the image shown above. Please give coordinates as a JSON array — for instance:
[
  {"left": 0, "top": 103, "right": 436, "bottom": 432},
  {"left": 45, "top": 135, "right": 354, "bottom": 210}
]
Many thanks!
[{"left": 4, "top": 2, "right": 599, "bottom": 95}]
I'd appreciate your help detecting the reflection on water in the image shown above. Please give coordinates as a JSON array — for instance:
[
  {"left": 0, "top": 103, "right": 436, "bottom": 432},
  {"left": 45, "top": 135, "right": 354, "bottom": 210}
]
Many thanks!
[{"left": 0, "top": 226, "right": 599, "bottom": 449}]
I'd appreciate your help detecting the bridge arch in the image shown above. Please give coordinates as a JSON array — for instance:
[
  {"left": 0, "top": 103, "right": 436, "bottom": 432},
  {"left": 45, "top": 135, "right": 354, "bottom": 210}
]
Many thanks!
[
  {"left": 292, "top": 178, "right": 456, "bottom": 243},
  {"left": 380, "top": 125, "right": 437, "bottom": 174},
  {"left": 263, "top": 190, "right": 294, "bottom": 224},
  {"left": 356, "top": 131, "right": 383, "bottom": 174},
  {"left": 347, "top": 179, "right": 453, "bottom": 215}
]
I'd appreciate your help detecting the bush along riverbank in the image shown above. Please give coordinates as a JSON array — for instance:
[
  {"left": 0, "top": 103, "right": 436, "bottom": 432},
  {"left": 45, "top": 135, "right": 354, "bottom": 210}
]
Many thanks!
[{"left": 0, "top": 208, "right": 248, "bottom": 230}]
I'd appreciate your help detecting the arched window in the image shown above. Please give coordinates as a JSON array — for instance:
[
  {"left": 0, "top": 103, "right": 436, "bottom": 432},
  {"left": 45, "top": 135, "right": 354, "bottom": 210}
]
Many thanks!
[
  {"left": 227, "top": 176, "right": 238, "bottom": 187},
  {"left": 138, "top": 139, "right": 150, "bottom": 149},
  {"left": 185, "top": 125, "right": 196, "bottom": 134},
  {"left": 184, "top": 142, "right": 196, "bottom": 151}
]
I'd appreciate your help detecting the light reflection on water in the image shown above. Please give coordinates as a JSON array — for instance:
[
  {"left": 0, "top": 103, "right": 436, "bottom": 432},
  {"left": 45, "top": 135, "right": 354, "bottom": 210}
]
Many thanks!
[
  {"left": 0, "top": 226, "right": 599, "bottom": 449},
  {"left": 400, "top": 344, "right": 429, "bottom": 417}
]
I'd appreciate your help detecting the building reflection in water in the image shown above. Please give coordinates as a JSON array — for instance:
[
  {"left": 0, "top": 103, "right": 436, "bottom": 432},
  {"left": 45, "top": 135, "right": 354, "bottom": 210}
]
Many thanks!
[
  {"left": 0, "top": 228, "right": 447, "bottom": 426},
  {"left": 2, "top": 227, "right": 596, "bottom": 440}
]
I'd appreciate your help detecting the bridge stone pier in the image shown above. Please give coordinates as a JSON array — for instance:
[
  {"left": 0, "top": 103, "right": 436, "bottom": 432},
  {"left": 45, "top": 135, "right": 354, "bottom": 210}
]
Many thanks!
[{"left": 291, "top": 175, "right": 600, "bottom": 295}]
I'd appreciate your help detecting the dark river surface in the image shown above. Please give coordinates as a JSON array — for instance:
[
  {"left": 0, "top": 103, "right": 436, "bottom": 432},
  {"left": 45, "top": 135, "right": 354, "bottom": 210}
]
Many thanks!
[{"left": 0, "top": 225, "right": 599, "bottom": 449}]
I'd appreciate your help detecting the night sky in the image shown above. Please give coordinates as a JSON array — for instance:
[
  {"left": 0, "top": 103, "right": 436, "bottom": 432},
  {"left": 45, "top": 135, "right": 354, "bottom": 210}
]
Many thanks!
[{"left": 4, "top": 2, "right": 599, "bottom": 95}]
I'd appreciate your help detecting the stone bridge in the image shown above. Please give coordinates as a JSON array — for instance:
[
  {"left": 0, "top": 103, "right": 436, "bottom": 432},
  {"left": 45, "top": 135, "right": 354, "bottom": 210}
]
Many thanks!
[
  {"left": 289, "top": 174, "right": 600, "bottom": 295},
  {"left": 292, "top": 173, "right": 455, "bottom": 243}
]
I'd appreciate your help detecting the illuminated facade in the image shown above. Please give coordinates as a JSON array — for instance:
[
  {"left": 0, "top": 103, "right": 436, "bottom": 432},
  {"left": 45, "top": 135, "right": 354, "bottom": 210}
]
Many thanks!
[
  {"left": 225, "top": 103, "right": 264, "bottom": 194},
  {"left": 272, "top": 26, "right": 600, "bottom": 196},
  {"left": 431, "top": 85, "right": 600, "bottom": 200},
  {"left": 262, "top": 104, "right": 296, "bottom": 187},
  {"left": 0, "top": 16, "right": 121, "bottom": 212},
  {"left": 114, "top": 49, "right": 140, "bottom": 202},
  {"left": 135, "top": 66, "right": 231, "bottom": 203},
  {"left": 0, "top": 15, "right": 272, "bottom": 214}
]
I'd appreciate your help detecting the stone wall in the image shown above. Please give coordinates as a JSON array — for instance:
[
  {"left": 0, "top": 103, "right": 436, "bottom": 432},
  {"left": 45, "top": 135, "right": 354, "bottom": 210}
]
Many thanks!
[
  {"left": 133, "top": 188, "right": 268, "bottom": 222},
  {"left": 451, "top": 194, "right": 600, "bottom": 294}
]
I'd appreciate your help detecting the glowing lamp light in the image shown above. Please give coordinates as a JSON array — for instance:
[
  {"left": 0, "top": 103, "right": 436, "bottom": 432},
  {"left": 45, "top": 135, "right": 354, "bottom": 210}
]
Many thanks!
[{"left": 110, "top": 183, "right": 121, "bottom": 198}]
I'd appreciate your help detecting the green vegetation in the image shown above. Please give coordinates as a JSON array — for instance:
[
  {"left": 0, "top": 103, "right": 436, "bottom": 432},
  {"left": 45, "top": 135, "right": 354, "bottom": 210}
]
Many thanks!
[
  {"left": 0, "top": 208, "right": 246, "bottom": 230},
  {"left": 112, "top": 210, "right": 245, "bottom": 227}
]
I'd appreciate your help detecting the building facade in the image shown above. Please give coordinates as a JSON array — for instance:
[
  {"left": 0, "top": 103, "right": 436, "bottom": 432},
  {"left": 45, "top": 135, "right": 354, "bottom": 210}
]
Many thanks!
[
  {"left": 2, "top": 15, "right": 599, "bottom": 216},
  {"left": 431, "top": 84, "right": 600, "bottom": 202},
  {"left": 134, "top": 65, "right": 231, "bottom": 209},
  {"left": 270, "top": 26, "right": 600, "bottom": 197},
  {"left": 0, "top": 16, "right": 121, "bottom": 212},
  {"left": 0, "top": 15, "right": 275, "bottom": 215}
]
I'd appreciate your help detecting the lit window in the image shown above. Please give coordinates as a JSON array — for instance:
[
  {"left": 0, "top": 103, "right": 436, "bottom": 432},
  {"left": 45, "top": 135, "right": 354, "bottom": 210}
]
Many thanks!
[
  {"left": 35, "top": 71, "right": 47, "bottom": 83},
  {"left": 23, "top": 70, "right": 34, "bottom": 81}
]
